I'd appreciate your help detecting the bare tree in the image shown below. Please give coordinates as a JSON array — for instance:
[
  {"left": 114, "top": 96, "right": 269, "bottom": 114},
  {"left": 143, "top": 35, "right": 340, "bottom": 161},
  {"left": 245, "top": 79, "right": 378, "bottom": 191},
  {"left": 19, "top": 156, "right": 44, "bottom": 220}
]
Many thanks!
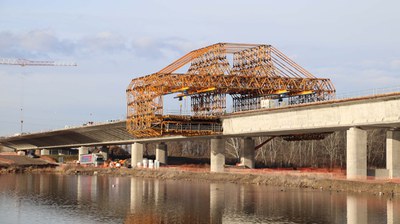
[{"left": 225, "top": 138, "right": 241, "bottom": 162}]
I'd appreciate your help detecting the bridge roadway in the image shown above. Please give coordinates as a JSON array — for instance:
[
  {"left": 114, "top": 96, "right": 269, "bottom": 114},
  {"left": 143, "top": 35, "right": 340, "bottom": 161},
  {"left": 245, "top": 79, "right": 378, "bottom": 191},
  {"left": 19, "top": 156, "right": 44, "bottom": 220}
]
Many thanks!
[{"left": 1, "top": 92, "right": 400, "bottom": 179}]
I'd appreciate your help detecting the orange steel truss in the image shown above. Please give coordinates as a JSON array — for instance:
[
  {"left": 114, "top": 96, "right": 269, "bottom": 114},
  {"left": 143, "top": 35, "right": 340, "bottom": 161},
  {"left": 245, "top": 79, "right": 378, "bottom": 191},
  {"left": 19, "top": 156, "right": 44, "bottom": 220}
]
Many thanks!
[{"left": 126, "top": 43, "right": 335, "bottom": 138}]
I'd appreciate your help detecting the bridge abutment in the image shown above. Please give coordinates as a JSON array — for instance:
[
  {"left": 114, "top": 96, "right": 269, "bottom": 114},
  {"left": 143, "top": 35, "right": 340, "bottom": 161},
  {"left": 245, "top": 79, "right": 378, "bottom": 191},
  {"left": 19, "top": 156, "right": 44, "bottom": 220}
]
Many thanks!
[
  {"left": 242, "top": 137, "right": 255, "bottom": 168},
  {"left": 156, "top": 142, "right": 168, "bottom": 165},
  {"left": 131, "top": 143, "right": 144, "bottom": 168},
  {"left": 211, "top": 137, "right": 225, "bottom": 172},
  {"left": 387, "top": 130, "right": 400, "bottom": 178},
  {"left": 346, "top": 127, "right": 367, "bottom": 179}
]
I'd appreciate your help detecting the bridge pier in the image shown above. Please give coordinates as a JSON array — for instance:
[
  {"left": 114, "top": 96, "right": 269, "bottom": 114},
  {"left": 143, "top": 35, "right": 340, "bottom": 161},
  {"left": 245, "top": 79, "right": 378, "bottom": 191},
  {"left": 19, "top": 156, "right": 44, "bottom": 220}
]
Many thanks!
[
  {"left": 346, "top": 127, "right": 367, "bottom": 179},
  {"left": 156, "top": 142, "right": 168, "bottom": 165},
  {"left": 242, "top": 137, "right": 255, "bottom": 168},
  {"left": 211, "top": 137, "right": 225, "bottom": 172},
  {"left": 387, "top": 130, "right": 400, "bottom": 178},
  {"left": 78, "top": 147, "right": 89, "bottom": 163},
  {"left": 40, "top": 149, "right": 50, "bottom": 156},
  {"left": 131, "top": 143, "right": 144, "bottom": 168},
  {"left": 78, "top": 146, "right": 89, "bottom": 155}
]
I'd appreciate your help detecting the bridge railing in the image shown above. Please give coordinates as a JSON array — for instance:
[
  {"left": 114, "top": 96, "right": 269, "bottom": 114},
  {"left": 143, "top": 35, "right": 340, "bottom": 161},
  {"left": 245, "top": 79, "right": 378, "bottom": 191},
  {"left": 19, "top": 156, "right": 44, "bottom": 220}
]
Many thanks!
[{"left": 335, "top": 86, "right": 400, "bottom": 100}]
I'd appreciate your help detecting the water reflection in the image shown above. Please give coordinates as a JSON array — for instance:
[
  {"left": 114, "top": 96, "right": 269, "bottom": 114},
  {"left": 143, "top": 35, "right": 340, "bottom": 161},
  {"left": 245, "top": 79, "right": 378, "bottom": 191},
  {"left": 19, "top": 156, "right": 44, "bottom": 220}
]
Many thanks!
[{"left": 0, "top": 174, "right": 398, "bottom": 223}]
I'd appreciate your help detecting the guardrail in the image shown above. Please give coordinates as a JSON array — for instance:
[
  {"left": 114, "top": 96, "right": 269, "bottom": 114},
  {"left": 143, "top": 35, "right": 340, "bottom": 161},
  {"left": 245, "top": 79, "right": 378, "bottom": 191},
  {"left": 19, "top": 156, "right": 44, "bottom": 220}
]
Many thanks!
[{"left": 335, "top": 86, "right": 400, "bottom": 100}]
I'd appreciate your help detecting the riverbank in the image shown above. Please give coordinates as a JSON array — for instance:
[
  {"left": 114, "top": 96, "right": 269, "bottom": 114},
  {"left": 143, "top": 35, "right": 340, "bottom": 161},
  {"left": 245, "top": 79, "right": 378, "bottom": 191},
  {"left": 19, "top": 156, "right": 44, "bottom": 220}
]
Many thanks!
[
  {"left": 2, "top": 155, "right": 400, "bottom": 196},
  {"left": 26, "top": 165, "right": 400, "bottom": 197}
]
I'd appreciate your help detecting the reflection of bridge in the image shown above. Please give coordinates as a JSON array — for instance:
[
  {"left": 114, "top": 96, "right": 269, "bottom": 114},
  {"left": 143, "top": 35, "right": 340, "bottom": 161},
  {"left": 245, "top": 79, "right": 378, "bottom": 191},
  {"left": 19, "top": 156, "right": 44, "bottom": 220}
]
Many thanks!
[{"left": 1, "top": 93, "right": 400, "bottom": 179}]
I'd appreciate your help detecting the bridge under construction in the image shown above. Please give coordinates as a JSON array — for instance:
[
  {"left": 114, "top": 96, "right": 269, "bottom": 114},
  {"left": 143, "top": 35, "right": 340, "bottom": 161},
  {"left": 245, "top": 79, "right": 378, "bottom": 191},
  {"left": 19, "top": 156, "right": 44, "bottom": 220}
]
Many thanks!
[{"left": 126, "top": 43, "right": 335, "bottom": 138}]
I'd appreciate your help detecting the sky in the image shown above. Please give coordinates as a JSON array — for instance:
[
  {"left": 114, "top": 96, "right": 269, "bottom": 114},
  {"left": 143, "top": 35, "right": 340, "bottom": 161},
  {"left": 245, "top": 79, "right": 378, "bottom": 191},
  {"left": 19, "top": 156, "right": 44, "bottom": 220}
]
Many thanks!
[{"left": 1, "top": 0, "right": 400, "bottom": 136}]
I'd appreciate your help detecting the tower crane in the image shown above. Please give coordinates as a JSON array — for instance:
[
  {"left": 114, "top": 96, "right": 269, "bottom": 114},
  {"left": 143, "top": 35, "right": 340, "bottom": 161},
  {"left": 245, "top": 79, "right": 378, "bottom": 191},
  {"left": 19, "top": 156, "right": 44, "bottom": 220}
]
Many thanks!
[
  {"left": 1, "top": 57, "right": 77, "bottom": 134},
  {"left": 0, "top": 58, "right": 77, "bottom": 66}
]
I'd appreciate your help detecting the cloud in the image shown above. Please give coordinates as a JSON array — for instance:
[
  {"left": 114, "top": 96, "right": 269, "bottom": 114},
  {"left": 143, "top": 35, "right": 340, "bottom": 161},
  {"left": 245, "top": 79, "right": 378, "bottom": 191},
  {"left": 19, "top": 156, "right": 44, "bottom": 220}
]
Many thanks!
[
  {"left": 78, "top": 32, "right": 129, "bottom": 55},
  {"left": 131, "top": 37, "right": 200, "bottom": 60},
  {"left": 390, "top": 59, "right": 400, "bottom": 70},
  {"left": 0, "top": 30, "right": 202, "bottom": 64}
]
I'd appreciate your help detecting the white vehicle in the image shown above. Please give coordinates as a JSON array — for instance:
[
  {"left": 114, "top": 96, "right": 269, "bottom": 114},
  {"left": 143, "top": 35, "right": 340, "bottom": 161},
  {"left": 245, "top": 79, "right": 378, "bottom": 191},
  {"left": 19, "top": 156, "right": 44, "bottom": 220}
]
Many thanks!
[{"left": 79, "top": 153, "right": 105, "bottom": 166}]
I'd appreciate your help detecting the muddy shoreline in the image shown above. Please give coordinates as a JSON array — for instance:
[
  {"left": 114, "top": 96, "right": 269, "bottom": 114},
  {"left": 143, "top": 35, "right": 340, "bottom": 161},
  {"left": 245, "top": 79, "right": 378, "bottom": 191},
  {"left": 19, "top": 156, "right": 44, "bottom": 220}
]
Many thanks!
[{"left": 2, "top": 165, "right": 400, "bottom": 197}]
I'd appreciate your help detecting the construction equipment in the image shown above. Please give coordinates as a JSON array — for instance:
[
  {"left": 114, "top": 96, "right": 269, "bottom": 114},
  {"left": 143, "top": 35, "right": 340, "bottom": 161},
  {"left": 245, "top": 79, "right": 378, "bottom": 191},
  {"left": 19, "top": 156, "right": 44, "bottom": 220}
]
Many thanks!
[
  {"left": 1, "top": 57, "right": 77, "bottom": 133},
  {"left": 126, "top": 43, "right": 335, "bottom": 138},
  {"left": 0, "top": 58, "right": 77, "bottom": 66}
]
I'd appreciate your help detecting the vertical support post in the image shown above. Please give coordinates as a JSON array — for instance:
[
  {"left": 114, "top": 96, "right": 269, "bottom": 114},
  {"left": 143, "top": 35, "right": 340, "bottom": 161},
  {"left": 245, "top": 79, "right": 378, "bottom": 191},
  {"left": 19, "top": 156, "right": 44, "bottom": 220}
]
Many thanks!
[
  {"left": 387, "top": 130, "right": 400, "bottom": 178},
  {"left": 131, "top": 142, "right": 144, "bottom": 168},
  {"left": 78, "top": 146, "right": 89, "bottom": 155},
  {"left": 346, "top": 127, "right": 367, "bottom": 179},
  {"left": 78, "top": 146, "right": 89, "bottom": 162},
  {"left": 41, "top": 149, "right": 50, "bottom": 156},
  {"left": 156, "top": 142, "right": 168, "bottom": 165},
  {"left": 211, "top": 137, "right": 225, "bottom": 172},
  {"left": 242, "top": 137, "right": 255, "bottom": 168}
]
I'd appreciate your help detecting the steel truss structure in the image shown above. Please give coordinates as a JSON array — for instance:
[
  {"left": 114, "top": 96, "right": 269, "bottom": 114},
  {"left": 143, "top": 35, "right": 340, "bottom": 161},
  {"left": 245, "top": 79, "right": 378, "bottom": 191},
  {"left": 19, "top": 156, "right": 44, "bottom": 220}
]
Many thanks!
[{"left": 127, "top": 43, "right": 335, "bottom": 138}]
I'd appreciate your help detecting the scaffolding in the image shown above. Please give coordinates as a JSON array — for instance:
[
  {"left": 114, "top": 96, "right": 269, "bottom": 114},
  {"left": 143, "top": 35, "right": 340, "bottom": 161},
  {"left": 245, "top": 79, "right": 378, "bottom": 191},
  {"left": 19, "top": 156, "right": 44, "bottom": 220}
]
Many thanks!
[{"left": 126, "top": 43, "right": 335, "bottom": 138}]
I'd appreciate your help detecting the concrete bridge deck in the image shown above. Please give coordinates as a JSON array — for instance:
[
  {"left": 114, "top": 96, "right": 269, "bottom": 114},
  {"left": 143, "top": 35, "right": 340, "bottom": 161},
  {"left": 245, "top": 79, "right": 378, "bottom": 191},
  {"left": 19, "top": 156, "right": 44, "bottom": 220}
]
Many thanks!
[
  {"left": 1, "top": 93, "right": 400, "bottom": 150},
  {"left": 1, "top": 92, "right": 400, "bottom": 180}
]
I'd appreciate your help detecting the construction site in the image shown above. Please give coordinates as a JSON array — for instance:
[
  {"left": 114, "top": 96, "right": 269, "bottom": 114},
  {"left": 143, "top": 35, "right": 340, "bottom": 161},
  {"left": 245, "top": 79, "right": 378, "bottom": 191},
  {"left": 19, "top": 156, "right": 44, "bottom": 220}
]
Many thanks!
[{"left": 126, "top": 43, "right": 335, "bottom": 138}]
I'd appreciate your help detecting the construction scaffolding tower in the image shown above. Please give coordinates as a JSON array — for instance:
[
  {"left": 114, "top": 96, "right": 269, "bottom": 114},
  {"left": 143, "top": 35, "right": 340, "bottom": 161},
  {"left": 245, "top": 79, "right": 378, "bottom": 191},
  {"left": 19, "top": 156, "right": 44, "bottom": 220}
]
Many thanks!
[{"left": 126, "top": 43, "right": 335, "bottom": 138}]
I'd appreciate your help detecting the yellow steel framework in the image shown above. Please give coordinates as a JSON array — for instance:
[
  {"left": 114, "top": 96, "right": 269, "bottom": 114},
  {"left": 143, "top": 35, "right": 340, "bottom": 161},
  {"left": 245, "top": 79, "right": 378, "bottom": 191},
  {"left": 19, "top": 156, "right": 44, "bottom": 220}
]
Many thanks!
[{"left": 126, "top": 43, "right": 335, "bottom": 138}]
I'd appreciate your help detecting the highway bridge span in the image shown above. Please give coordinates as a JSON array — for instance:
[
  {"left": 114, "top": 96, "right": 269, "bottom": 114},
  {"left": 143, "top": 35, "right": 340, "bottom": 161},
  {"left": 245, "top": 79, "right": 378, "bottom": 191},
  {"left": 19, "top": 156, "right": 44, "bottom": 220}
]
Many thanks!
[{"left": 1, "top": 93, "right": 400, "bottom": 179}]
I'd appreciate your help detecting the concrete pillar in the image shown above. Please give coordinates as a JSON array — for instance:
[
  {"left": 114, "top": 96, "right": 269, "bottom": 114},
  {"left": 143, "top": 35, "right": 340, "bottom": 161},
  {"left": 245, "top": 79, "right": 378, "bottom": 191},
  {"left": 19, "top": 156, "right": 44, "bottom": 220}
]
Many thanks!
[
  {"left": 242, "top": 137, "right": 255, "bottom": 168},
  {"left": 78, "top": 147, "right": 89, "bottom": 155},
  {"left": 78, "top": 147, "right": 89, "bottom": 162},
  {"left": 346, "top": 195, "right": 367, "bottom": 224},
  {"left": 346, "top": 127, "right": 367, "bottom": 179},
  {"left": 387, "top": 130, "right": 400, "bottom": 178},
  {"left": 17, "top": 150, "right": 26, "bottom": 156},
  {"left": 211, "top": 137, "right": 225, "bottom": 172},
  {"left": 131, "top": 143, "right": 144, "bottom": 168},
  {"left": 156, "top": 142, "right": 168, "bottom": 165},
  {"left": 41, "top": 149, "right": 50, "bottom": 156}
]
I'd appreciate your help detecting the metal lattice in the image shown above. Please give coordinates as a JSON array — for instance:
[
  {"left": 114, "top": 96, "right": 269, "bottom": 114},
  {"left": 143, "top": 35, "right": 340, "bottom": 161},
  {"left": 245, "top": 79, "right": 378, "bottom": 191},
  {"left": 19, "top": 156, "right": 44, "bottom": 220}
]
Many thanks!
[{"left": 126, "top": 43, "right": 335, "bottom": 138}]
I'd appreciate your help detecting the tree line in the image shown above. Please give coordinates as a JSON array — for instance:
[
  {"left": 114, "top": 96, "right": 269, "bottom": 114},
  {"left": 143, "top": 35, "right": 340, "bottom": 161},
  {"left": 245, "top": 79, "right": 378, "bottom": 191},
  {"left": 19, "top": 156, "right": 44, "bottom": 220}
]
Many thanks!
[{"left": 145, "top": 129, "right": 387, "bottom": 169}]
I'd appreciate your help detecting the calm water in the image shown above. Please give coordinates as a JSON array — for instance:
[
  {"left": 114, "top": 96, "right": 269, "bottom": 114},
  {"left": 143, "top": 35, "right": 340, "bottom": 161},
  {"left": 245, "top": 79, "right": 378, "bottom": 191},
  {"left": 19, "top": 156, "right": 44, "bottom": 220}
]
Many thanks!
[{"left": 0, "top": 173, "right": 398, "bottom": 224}]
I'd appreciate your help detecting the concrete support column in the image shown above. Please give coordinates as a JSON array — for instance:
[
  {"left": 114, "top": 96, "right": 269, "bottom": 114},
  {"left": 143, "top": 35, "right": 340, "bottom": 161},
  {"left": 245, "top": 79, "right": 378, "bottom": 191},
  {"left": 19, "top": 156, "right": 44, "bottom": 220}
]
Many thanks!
[
  {"left": 41, "top": 149, "right": 50, "bottom": 156},
  {"left": 156, "top": 142, "right": 168, "bottom": 165},
  {"left": 387, "top": 130, "right": 400, "bottom": 178},
  {"left": 131, "top": 143, "right": 144, "bottom": 168},
  {"left": 211, "top": 137, "right": 225, "bottom": 172},
  {"left": 78, "top": 147, "right": 89, "bottom": 155},
  {"left": 78, "top": 147, "right": 89, "bottom": 162},
  {"left": 346, "top": 195, "right": 367, "bottom": 224},
  {"left": 346, "top": 127, "right": 367, "bottom": 179},
  {"left": 242, "top": 137, "right": 255, "bottom": 168}
]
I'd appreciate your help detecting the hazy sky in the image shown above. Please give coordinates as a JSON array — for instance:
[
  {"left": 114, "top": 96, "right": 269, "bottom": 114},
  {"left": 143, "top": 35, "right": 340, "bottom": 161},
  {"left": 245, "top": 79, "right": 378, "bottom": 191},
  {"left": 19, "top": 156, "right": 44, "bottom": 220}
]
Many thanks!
[{"left": 1, "top": 0, "right": 400, "bottom": 136}]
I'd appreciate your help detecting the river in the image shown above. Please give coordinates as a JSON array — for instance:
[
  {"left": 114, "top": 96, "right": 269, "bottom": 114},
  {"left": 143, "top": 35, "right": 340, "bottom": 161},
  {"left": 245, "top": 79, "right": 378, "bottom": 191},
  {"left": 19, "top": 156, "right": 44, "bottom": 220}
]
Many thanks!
[{"left": 0, "top": 173, "right": 398, "bottom": 223}]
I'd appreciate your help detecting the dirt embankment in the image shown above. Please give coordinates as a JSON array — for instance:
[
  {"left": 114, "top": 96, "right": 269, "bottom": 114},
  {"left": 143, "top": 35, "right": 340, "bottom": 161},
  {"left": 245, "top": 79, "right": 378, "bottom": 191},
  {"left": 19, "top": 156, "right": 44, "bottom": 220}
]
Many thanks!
[
  {"left": 1, "top": 154, "right": 399, "bottom": 196},
  {"left": 37, "top": 165, "right": 400, "bottom": 197}
]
